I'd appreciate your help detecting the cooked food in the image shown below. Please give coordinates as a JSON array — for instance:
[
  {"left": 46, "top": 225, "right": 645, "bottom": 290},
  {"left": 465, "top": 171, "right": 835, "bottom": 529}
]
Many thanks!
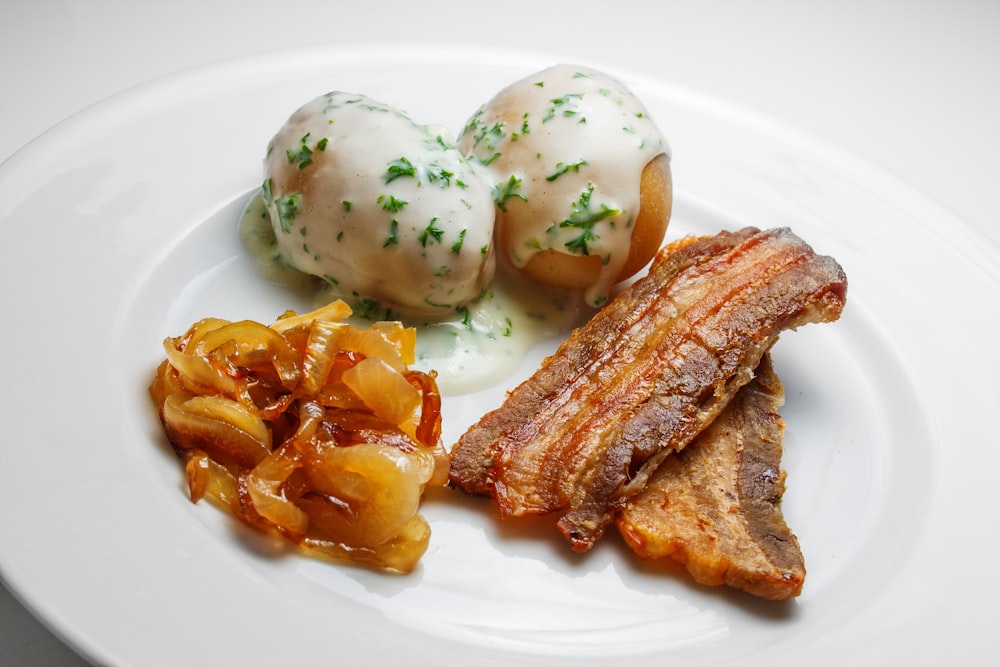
[
  {"left": 618, "top": 353, "right": 805, "bottom": 600},
  {"left": 458, "top": 64, "right": 671, "bottom": 307},
  {"left": 259, "top": 91, "right": 496, "bottom": 318},
  {"left": 448, "top": 227, "right": 847, "bottom": 553},
  {"left": 149, "top": 300, "right": 447, "bottom": 573}
]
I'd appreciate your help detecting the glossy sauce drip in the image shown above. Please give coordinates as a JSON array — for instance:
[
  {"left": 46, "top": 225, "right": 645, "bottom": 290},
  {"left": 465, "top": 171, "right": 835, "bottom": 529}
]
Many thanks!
[{"left": 241, "top": 193, "right": 588, "bottom": 395}]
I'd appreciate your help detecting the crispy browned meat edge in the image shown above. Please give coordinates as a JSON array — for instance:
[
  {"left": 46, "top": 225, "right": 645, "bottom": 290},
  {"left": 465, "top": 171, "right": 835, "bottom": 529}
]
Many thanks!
[
  {"left": 449, "top": 227, "right": 847, "bottom": 554},
  {"left": 618, "top": 352, "right": 805, "bottom": 600}
]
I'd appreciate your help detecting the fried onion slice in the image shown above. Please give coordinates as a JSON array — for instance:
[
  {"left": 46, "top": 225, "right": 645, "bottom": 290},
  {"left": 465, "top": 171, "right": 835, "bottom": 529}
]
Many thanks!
[{"left": 150, "top": 299, "right": 444, "bottom": 573}]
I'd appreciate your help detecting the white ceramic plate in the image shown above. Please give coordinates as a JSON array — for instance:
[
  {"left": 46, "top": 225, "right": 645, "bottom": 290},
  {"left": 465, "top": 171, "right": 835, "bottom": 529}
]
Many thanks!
[{"left": 1, "top": 44, "right": 997, "bottom": 666}]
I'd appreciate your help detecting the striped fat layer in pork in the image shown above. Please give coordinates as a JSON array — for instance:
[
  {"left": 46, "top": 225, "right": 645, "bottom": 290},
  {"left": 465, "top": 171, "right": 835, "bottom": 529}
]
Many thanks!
[
  {"left": 448, "top": 227, "right": 847, "bottom": 552},
  {"left": 617, "top": 353, "right": 805, "bottom": 600}
]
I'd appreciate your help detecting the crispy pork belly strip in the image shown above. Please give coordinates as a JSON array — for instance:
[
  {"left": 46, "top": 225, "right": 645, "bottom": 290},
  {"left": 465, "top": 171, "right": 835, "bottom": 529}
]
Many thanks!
[
  {"left": 448, "top": 227, "right": 847, "bottom": 552},
  {"left": 617, "top": 353, "right": 805, "bottom": 600}
]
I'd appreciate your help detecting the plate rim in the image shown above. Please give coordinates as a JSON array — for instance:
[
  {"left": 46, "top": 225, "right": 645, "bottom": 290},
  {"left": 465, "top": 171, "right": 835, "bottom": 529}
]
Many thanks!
[{"left": 0, "top": 41, "right": 995, "bottom": 666}]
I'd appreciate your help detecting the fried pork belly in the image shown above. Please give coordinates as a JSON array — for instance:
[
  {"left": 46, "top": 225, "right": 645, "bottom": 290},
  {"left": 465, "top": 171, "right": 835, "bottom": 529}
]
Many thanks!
[
  {"left": 448, "top": 227, "right": 847, "bottom": 552},
  {"left": 618, "top": 353, "right": 804, "bottom": 600}
]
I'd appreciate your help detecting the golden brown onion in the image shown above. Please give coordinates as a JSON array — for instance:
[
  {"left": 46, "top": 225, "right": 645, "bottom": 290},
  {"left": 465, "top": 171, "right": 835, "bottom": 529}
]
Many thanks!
[{"left": 149, "top": 299, "right": 443, "bottom": 573}]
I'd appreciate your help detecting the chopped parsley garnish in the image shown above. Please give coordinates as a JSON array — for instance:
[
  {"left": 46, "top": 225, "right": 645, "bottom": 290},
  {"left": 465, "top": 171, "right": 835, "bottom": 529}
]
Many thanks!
[
  {"left": 383, "top": 219, "right": 399, "bottom": 247},
  {"left": 354, "top": 297, "right": 383, "bottom": 320},
  {"left": 321, "top": 93, "right": 354, "bottom": 113},
  {"left": 432, "top": 134, "right": 457, "bottom": 151},
  {"left": 422, "top": 296, "right": 453, "bottom": 309},
  {"left": 458, "top": 306, "right": 474, "bottom": 331},
  {"left": 473, "top": 121, "right": 505, "bottom": 149},
  {"left": 510, "top": 112, "right": 531, "bottom": 141},
  {"left": 492, "top": 174, "right": 527, "bottom": 211},
  {"left": 461, "top": 111, "right": 484, "bottom": 139},
  {"left": 559, "top": 183, "right": 619, "bottom": 255},
  {"left": 451, "top": 228, "right": 467, "bottom": 254},
  {"left": 385, "top": 157, "right": 417, "bottom": 183},
  {"left": 425, "top": 162, "right": 458, "bottom": 187},
  {"left": 286, "top": 132, "right": 324, "bottom": 169},
  {"left": 377, "top": 194, "right": 408, "bottom": 213},
  {"left": 543, "top": 93, "right": 584, "bottom": 123},
  {"left": 546, "top": 160, "right": 587, "bottom": 182},
  {"left": 275, "top": 193, "right": 301, "bottom": 233},
  {"left": 465, "top": 117, "right": 505, "bottom": 165},
  {"left": 384, "top": 156, "right": 463, "bottom": 188},
  {"left": 478, "top": 152, "right": 502, "bottom": 166},
  {"left": 597, "top": 87, "right": 625, "bottom": 107},
  {"left": 419, "top": 217, "right": 444, "bottom": 246}
]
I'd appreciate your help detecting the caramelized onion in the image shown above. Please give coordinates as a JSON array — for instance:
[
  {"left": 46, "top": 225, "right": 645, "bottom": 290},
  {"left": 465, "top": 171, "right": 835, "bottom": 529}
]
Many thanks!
[
  {"left": 343, "top": 357, "right": 422, "bottom": 427},
  {"left": 243, "top": 442, "right": 309, "bottom": 538},
  {"left": 161, "top": 394, "right": 271, "bottom": 467},
  {"left": 199, "top": 319, "right": 303, "bottom": 390},
  {"left": 149, "top": 299, "right": 444, "bottom": 573},
  {"left": 298, "top": 320, "right": 346, "bottom": 396},
  {"left": 296, "top": 442, "right": 433, "bottom": 547},
  {"left": 406, "top": 370, "right": 442, "bottom": 449},
  {"left": 301, "top": 514, "right": 431, "bottom": 573},
  {"left": 184, "top": 450, "right": 239, "bottom": 512}
]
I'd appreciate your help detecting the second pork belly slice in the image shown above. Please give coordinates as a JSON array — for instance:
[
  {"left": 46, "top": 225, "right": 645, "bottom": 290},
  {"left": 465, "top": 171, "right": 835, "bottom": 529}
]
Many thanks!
[
  {"left": 617, "top": 352, "right": 805, "bottom": 600},
  {"left": 448, "top": 227, "right": 847, "bottom": 552}
]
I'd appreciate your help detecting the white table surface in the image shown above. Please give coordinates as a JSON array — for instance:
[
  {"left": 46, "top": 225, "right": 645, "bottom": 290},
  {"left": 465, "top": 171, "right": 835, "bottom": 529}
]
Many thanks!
[{"left": 1, "top": 1, "right": 997, "bottom": 664}]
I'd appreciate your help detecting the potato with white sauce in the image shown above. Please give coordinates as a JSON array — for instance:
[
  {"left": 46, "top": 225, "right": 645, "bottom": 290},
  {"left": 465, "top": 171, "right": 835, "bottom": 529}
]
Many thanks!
[
  {"left": 262, "top": 92, "right": 496, "bottom": 318},
  {"left": 458, "top": 64, "right": 672, "bottom": 307}
]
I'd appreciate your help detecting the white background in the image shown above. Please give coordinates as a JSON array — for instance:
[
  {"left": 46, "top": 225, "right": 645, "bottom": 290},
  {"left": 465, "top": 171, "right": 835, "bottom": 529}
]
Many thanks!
[{"left": 1, "top": 1, "right": 997, "bottom": 663}]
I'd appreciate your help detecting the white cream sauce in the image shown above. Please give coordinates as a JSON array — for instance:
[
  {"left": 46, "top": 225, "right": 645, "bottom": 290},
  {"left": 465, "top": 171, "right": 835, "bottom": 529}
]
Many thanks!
[
  {"left": 458, "top": 64, "right": 668, "bottom": 307},
  {"left": 244, "top": 69, "right": 663, "bottom": 396},
  {"left": 262, "top": 91, "right": 496, "bottom": 318},
  {"left": 400, "top": 266, "right": 589, "bottom": 394},
  {"left": 241, "top": 192, "right": 590, "bottom": 395}
]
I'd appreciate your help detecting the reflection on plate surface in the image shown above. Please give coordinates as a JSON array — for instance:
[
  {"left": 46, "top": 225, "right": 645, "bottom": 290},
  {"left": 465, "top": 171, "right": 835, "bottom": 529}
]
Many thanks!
[{"left": 0, "top": 44, "right": 973, "bottom": 667}]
